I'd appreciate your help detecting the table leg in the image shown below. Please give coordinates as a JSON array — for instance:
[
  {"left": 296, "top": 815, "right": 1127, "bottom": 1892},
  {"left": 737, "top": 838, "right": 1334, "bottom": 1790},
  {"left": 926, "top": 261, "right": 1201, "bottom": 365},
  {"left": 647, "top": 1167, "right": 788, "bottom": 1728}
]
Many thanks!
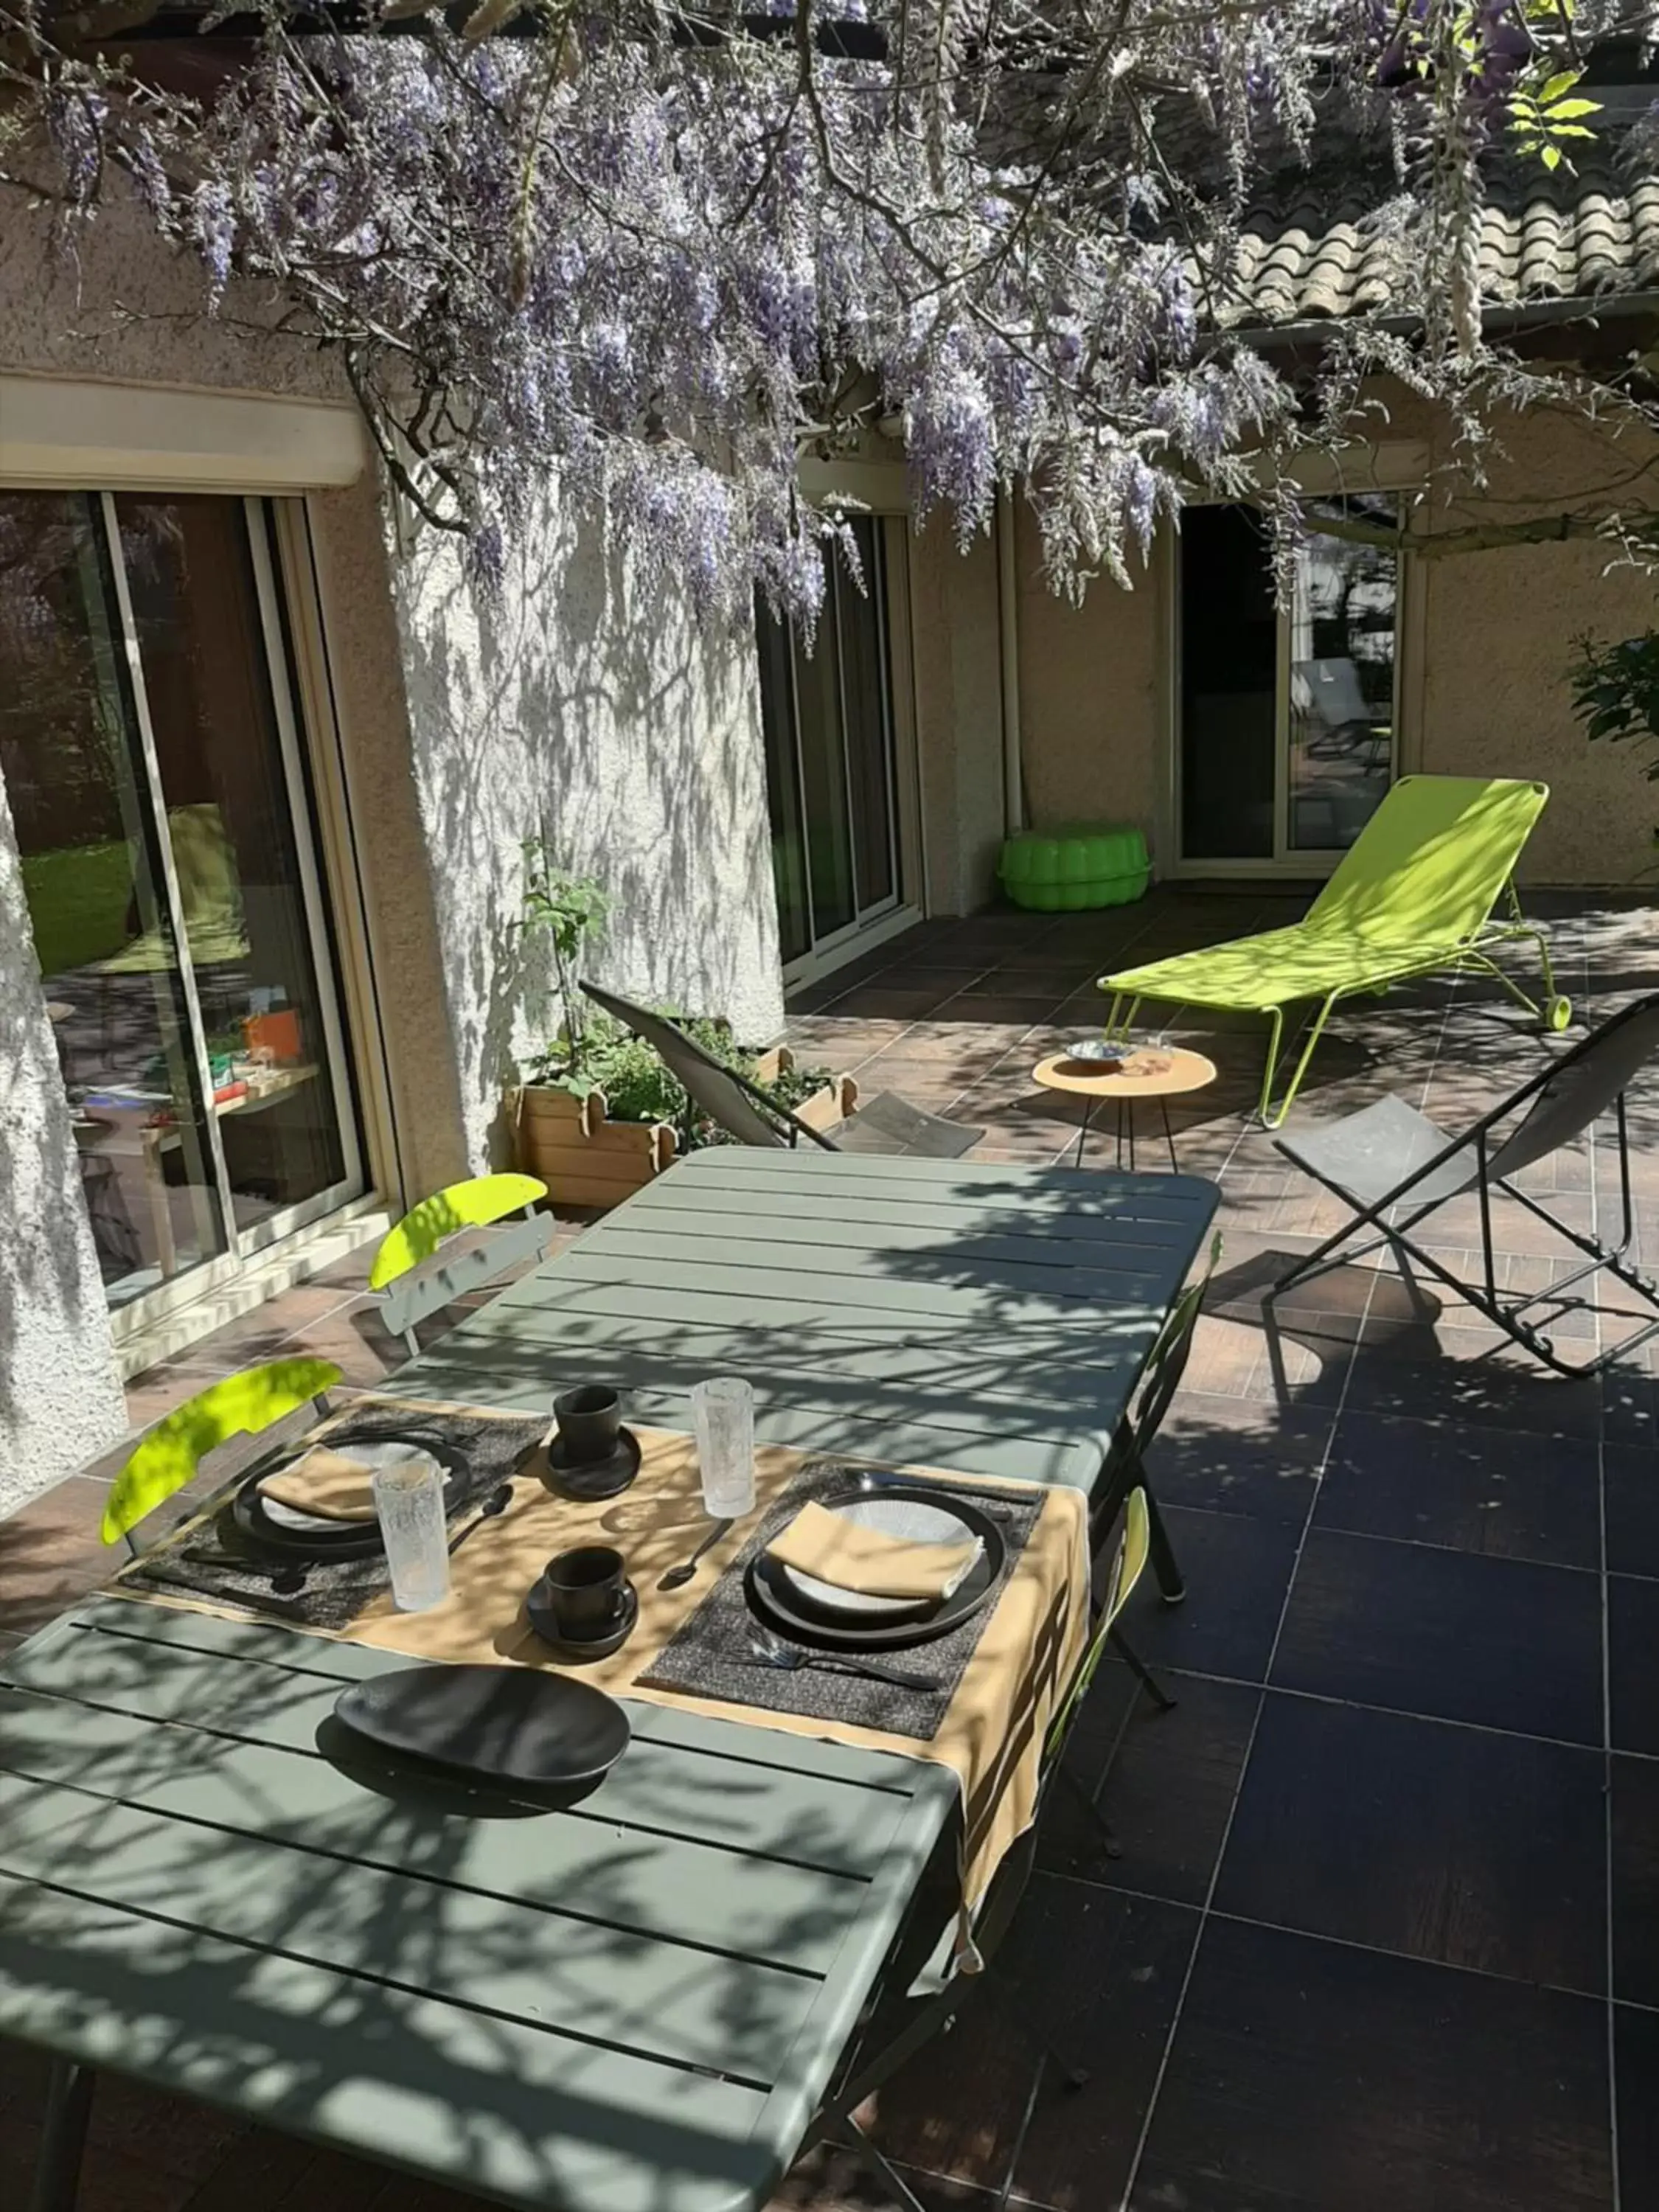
[
  {"left": 1116, "top": 1101, "right": 1135, "bottom": 1172},
  {"left": 1161, "top": 1097, "right": 1179, "bottom": 1174},
  {"left": 30, "top": 2058, "right": 93, "bottom": 2212},
  {"left": 1073, "top": 1097, "right": 1094, "bottom": 1169}
]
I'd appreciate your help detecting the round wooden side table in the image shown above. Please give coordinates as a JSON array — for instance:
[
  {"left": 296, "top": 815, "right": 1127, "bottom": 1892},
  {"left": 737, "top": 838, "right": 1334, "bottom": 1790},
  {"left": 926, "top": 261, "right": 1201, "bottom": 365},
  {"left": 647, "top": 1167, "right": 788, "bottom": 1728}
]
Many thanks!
[{"left": 1032, "top": 1046, "right": 1218, "bottom": 1172}]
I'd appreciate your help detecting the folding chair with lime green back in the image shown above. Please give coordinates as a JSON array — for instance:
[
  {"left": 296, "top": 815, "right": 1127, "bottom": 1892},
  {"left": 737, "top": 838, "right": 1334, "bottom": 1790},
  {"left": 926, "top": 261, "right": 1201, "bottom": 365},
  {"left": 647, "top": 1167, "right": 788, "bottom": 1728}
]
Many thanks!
[
  {"left": 102, "top": 1357, "right": 342, "bottom": 1553},
  {"left": 1099, "top": 776, "right": 1566, "bottom": 1126},
  {"left": 369, "top": 1171, "right": 553, "bottom": 1357}
]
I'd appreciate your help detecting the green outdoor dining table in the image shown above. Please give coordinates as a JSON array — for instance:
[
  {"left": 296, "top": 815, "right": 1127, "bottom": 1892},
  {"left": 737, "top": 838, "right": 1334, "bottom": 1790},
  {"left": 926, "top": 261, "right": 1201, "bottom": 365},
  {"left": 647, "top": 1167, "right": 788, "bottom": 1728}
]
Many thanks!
[
  {"left": 0, "top": 1150, "right": 1219, "bottom": 2212},
  {"left": 383, "top": 1148, "right": 1223, "bottom": 1493}
]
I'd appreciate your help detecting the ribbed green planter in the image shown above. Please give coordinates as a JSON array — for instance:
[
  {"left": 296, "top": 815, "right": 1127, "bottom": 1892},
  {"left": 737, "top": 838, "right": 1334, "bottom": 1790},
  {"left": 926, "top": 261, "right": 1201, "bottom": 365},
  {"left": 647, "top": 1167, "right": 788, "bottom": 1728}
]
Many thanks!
[{"left": 998, "top": 824, "right": 1151, "bottom": 911}]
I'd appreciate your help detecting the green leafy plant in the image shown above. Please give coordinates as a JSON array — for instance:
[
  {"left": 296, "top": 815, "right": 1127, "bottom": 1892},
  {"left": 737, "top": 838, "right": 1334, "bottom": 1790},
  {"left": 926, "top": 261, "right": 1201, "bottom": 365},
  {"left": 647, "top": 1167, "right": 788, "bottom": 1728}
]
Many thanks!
[
  {"left": 1509, "top": 66, "right": 1600, "bottom": 175},
  {"left": 518, "top": 842, "right": 610, "bottom": 1074},
  {"left": 1568, "top": 632, "right": 1659, "bottom": 856},
  {"left": 1568, "top": 633, "right": 1659, "bottom": 774}
]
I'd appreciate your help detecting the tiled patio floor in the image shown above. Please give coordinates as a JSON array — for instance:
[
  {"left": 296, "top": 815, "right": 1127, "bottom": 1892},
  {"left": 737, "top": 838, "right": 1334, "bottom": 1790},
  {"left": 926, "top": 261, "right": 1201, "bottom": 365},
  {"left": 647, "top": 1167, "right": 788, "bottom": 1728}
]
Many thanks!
[{"left": 4, "top": 884, "right": 1659, "bottom": 2210}]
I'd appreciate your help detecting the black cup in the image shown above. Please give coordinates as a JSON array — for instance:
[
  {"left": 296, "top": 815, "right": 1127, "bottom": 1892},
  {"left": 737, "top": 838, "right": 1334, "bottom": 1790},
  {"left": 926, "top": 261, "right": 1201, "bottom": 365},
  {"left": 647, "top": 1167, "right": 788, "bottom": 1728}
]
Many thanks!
[
  {"left": 538, "top": 1545, "right": 627, "bottom": 1641},
  {"left": 554, "top": 1384, "right": 622, "bottom": 1466}
]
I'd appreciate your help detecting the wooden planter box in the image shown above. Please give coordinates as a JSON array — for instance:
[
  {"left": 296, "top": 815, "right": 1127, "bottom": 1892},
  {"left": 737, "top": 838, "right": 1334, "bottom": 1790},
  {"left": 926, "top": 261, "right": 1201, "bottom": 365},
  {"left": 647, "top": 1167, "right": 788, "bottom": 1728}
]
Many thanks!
[
  {"left": 514, "top": 1048, "right": 856, "bottom": 1211},
  {"left": 513, "top": 1085, "right": 677, "bottom": 1210}
]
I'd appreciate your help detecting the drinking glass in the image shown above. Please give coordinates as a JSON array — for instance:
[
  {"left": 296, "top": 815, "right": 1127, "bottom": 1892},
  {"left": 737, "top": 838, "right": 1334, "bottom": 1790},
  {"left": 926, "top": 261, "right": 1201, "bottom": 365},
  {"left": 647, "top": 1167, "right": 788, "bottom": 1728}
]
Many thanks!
[
  {"left": 692, "top": 1377, "right": 757, "bottom": 1517},
  {"left": 372, "top": 1449, "right": 451, "bottom": 1612}
]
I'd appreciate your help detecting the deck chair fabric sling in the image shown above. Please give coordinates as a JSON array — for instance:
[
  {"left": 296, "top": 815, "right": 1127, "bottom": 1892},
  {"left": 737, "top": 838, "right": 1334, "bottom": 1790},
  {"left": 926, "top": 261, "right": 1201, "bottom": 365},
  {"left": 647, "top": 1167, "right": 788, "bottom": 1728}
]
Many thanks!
[
  {"left": 580, "top": 979, "right": 984, "bottom": 1158},
  {"left": 1098, "top": 776, "right": 1566, "bottom": 1126},
  {"left": 1268, "top": 991, "right": 1659, "bottom": 1379}
]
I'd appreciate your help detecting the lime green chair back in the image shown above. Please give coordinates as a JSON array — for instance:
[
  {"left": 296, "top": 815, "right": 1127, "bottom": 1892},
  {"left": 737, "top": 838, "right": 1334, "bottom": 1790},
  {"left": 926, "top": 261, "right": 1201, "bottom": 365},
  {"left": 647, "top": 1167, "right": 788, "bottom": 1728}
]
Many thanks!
[
  {"left": 369, "top": 1173, "right": 548, "bottom": 1292},
  {"left": 1046, "top": 1488, "right": 1154, "bottom": 1759},
  {"left": 1306, "top": 776, "right": 1548, "bottom": 947},
  {"left": 101, "top": 1357, "right": 341, "bottom": 1546}
]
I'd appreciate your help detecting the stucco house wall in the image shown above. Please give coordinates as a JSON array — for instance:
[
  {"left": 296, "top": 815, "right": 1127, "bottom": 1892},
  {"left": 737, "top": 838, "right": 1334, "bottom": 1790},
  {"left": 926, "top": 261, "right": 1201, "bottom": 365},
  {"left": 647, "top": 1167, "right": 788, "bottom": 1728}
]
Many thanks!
[
  {"left": 0, "top": 784, "right": 128, "bottom": 1513},
  {"left": 909, "top": 516, "right": 1008, "bottom": 912},
  {"left": 1015, "top": 384, "right": 1659, "bottom": 886},
  {"left": 0, "top": 190, "right": 781, "bottom": 1506}
]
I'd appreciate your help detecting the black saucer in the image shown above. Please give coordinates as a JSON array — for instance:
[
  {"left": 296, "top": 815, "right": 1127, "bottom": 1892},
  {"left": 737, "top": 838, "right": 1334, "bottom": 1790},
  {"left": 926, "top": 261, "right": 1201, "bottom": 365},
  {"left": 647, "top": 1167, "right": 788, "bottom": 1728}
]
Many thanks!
[
  {"left": 526, "top": 1576, "right": 639, "bottom": 1661},
  {"left": 545, "top": 1425, "right": 641, "bottom": 1501}
]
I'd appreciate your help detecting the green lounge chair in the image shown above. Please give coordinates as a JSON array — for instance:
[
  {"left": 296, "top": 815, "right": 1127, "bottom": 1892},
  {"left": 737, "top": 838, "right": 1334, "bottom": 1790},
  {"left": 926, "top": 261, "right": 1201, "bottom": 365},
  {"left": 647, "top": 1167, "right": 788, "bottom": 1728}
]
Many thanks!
[{"left": 1098, "top": 776, "right": 1568, "bottom": 1127}]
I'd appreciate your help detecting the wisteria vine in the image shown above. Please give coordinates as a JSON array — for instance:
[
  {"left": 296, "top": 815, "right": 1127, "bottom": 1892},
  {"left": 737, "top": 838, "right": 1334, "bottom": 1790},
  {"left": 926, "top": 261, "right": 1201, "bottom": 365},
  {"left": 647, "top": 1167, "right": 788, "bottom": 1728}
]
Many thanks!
[{"left": 3, "top": 0, "right": 1656, "bottom": 622}]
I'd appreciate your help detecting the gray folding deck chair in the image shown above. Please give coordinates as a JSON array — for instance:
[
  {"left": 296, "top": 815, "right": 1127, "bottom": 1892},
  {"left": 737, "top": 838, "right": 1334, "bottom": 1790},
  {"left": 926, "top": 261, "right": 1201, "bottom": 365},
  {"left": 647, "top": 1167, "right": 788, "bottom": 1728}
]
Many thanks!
[
  {"left": 1268, "top": 991, "right": 1659, "bottom": 1377},
  {"left": 581, "top": 979, "right": 984, "bottom": 1158}
]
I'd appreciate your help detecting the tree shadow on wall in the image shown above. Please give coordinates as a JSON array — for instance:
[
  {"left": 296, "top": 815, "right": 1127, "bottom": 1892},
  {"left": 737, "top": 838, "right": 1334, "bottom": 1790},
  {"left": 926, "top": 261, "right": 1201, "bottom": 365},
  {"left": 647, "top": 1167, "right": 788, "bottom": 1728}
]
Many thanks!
[{"left": 392, "top": 502, "right": 779, "bottom": 1166}]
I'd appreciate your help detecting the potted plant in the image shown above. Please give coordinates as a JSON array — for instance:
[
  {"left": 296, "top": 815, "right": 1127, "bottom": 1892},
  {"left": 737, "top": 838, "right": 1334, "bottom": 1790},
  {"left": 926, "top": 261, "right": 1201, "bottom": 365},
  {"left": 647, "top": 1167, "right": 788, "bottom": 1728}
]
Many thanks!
[{"left": 509, "top": 848, "right": 856, "bottom": 1207}]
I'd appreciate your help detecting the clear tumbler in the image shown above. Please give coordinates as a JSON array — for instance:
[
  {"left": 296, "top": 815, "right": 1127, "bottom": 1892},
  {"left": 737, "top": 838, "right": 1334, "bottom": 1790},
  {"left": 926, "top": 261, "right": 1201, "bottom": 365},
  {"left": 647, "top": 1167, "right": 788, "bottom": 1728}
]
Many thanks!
[
  {"left": 692, "top": 1377, "right": 757, "bottom": 1518},
  {"left": 372, "top": 1449, "right": 451, "bottom": 1612}
]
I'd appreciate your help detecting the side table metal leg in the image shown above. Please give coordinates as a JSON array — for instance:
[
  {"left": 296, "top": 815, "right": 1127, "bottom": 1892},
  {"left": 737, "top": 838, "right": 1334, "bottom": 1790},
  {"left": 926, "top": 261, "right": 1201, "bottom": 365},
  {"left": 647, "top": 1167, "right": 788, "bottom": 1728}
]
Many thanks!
[
  {"left": 31, "top": 2059, "right": 93, "bottom": 2212},
  {"left": 1074, "top": 1098, "right": 1093, "bottom": 1168},
  {"left": 1161, "top": 1097, "right": 1178, "bottom": 1174}
]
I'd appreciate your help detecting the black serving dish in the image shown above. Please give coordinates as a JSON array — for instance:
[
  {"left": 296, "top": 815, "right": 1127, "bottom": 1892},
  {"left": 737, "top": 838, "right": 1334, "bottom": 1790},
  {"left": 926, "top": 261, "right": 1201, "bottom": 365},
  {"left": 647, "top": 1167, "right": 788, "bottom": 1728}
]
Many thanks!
[{"left": 333, "top": 1663, "right": 630, "bottom": 1787}]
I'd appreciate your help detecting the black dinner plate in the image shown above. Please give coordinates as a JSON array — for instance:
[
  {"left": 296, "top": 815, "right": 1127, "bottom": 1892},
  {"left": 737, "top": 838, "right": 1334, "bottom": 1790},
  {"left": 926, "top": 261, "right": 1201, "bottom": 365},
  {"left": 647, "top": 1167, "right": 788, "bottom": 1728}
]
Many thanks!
[
  {"left": 230, "top": 1432, "right": 465, "bottom": 1559},
  {"left": 745, "top": 1482, "right": 1006, "bottom": 1650},
  {"left": 333, "top": 1663, "right": 630, "bottom": 1787}
]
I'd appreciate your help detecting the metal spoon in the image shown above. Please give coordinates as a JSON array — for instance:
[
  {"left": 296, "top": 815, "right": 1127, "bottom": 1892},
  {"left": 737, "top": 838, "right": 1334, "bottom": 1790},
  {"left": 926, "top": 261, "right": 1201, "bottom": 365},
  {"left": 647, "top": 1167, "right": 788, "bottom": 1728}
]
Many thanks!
[
  {"left": 748, "top": 1626, "right": 942, "bottom": 1694},
  {"left": 658, "top": 1517, "right": 733, "bottom": 1592},
  {"left": 448, "top": 1483, "right": 512, "bottom": 1555}
]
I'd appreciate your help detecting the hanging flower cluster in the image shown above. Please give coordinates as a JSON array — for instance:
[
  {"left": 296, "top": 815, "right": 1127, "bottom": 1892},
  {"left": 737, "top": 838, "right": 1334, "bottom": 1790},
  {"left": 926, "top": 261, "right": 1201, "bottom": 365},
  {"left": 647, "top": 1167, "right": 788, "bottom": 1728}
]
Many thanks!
[{"left": 0, "top": 0, "right": 1632, "bottom": 622}]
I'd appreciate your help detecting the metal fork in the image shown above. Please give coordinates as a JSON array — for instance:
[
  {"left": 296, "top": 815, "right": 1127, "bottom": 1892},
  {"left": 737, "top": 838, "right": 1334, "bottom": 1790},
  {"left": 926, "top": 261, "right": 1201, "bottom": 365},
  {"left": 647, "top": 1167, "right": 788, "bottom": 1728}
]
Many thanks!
[{"left": 747, "top": 1626, "right": 942, "bottom": 1693}]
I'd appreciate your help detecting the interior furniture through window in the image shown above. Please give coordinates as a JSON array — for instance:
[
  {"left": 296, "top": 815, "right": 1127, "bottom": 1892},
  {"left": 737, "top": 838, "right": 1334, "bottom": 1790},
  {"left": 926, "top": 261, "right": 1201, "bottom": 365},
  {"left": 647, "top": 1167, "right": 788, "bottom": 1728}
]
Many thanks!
[{"left": 0, "top": 489, "right": 364, "bottom": 1314}]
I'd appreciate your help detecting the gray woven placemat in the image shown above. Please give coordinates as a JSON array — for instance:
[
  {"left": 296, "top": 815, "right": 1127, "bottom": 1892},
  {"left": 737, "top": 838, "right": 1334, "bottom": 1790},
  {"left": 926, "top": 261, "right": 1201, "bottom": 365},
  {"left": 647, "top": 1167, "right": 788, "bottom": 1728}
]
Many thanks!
[
  {"left": 639, "top": 1459, "right": 1046, "bottom": 1740},
  {"left": 118, "top": 1402, "right": 548, "bottom": 1630}
]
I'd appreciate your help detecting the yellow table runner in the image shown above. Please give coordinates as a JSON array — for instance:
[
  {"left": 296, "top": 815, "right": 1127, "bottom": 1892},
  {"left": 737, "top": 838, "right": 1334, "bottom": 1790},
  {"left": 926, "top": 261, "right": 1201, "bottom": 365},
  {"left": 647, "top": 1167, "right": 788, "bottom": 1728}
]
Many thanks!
[{"left": 124, "top": 1401, "right": 1091, "bottom": 1922}]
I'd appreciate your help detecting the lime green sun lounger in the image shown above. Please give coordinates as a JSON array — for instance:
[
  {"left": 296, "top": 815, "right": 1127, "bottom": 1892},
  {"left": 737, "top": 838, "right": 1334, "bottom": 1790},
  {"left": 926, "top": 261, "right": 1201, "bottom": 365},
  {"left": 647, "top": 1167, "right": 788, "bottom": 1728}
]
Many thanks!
[{"left": 1099, "top": 776, "right": 1568, "bottom": 1127}]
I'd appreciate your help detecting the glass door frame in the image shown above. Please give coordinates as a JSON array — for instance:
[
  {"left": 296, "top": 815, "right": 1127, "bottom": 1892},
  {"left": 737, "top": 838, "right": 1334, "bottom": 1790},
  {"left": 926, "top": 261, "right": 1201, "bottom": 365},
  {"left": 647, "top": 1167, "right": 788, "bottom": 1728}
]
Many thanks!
[
  {"left": 1161, "top": 493, "right": 1414, "bottom": 880},
  {"left": 72, "top": 489, "right": 367, "bottom": 1339},
  {"left": 776, "top": 515, "right": 925, "bottom": 990}
]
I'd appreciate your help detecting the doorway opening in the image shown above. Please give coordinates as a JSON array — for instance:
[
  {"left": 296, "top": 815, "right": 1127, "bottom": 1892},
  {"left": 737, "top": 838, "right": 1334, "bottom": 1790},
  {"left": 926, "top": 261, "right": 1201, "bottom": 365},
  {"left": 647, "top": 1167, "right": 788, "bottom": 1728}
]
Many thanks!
[{"left": 1177, "top": 497, "right": 1399, "bottom": 870}]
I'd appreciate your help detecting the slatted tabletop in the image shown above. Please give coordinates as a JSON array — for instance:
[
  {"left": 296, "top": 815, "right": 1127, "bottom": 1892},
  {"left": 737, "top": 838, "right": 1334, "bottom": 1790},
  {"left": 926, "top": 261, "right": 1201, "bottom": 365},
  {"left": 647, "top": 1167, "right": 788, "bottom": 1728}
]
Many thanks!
[
  {"left": 384, "top": 1149, "right": 1221, "bottom": 1491},
  {"left": 0, "top": 1596, "right": 957, "bottom": 2212}
]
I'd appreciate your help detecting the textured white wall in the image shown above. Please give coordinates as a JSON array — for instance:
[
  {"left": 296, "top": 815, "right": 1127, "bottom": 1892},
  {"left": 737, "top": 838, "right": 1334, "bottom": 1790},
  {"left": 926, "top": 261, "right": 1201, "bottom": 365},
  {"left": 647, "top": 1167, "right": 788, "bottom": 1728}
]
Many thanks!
[
  {"left": 0, "top": 188, "right": 781, "bottom": 1506},
  {"left": 391, "top": 499, "right": 784, "bottom": 1172},
  {"left": 0, "top": 782, "right": 128, "bottom": 1512}
]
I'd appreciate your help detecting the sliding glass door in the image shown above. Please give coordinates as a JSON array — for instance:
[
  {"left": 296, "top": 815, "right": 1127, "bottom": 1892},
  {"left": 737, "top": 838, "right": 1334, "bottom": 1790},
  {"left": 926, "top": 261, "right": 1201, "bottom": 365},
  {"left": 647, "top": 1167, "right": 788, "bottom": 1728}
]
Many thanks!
[
  {"left": 1178, "top": 497, "right": 1399, "bottom": 869},
  {"left": 757, "top": 515, "right": 914, "bottom": 974},
  {"left": 0, "top": 490, "right": 363, "bottom": 1313}
]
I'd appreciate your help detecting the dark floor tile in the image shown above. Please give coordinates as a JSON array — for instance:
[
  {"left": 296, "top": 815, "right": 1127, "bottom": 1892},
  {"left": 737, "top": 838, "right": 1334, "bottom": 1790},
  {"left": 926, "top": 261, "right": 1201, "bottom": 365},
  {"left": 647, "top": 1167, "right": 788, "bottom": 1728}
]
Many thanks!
[
  {"left": 1217, "top": 1695, "right": 1606, "bottom": 1991},
  {"left": 1132, "top": 1919, "right": 1613, "bottom": 2212},
  {"left": 1603, "top": 1353, "right": 1659, "bottom": 1449},
  {"left": 1605, "top": 1444, "right": 1659, "bottom": 1577},
  {"left": 1115, "top": 1508, "right": 1301, "bottom": 1685},
  {"left": 1611, "top": 1754, "right": 1659, "bottom": 2006},
  {"left": 1038, "top": 1666, "right": 1261, "bottom": 1906},
  {"left": 1615, "top": 2003, "right": 1659, "bottom": 2212},
  {"left": 1004, "top": 1888, "right": 1199, "bottom": 2212},
  {"left": 1609, "top": 1574, "right": 1659, "bottom": 1754},
  {"left": 865, "top": 1875, "right": 1196, "bottom": 2207},
  {"left": 1273, "top": 1528, "right": 1604, "bottom": 1743},
  {"left": 769, "top": 2146, "right": 988, "bottom": 2211},
  {"left": 1143, "top": 1391, "right": 1329, "bottom": 1524},
  {"left": 824, "top": 987, "right": 950, "bottom": 1020},
  {"left": 1340, "top": 1329, "right": 1604, "bottom": 1439},
  {"left": 1315, "top": 1410, "right": 1602, "bottom": 1570}
]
